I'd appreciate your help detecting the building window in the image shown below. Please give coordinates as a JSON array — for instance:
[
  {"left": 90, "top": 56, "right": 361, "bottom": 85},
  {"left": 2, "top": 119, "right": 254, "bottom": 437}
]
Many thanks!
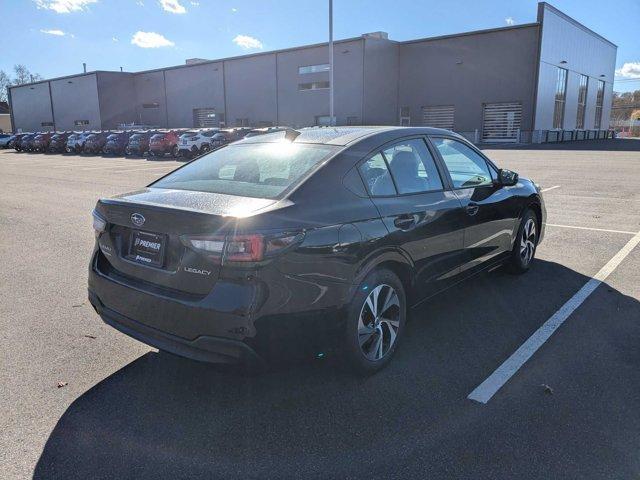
[
  {"left": 299, "top": 81, "right": 330, "bottom": 91},
  {"left": 594, "top": 79, "right": 605, "bottom": 129},
  {"left": 142, "top": 103, "right": 160, "bottom": 109},
  {"left": 298, "top": 64, "right": 330, "bottom": 75},
  {"left": 74, "top": 120, "right": 90, "bottom": 126},
  {"left": 235, "top": 118, "right": 250, "bottom": 127},
  {"left": 346, "top": 116, "right": 359, "bottom": 126},
  {"left": 576, "top": 74, "right": 588, "bottom": 129},
  {"left": 553, "top": 67, "right": 568, "bottom": 129}
]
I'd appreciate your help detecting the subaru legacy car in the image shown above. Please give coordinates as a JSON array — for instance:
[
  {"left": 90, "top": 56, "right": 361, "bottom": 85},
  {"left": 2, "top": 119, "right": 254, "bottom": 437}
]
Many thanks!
[{"left": 88, "top": 127, "right": 545, "bottom": 374}]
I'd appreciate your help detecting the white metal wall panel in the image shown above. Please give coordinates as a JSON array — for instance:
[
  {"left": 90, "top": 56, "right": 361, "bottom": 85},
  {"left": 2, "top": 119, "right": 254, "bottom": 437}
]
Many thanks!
[
  {"left": 421, "top": 105, "right": 454, "bottom": 131},
  {"left": 534, "top": 4, "right": 616, "bottom": 131},
  {"left": 482, "top": 102, "right": 522, "bottom": 142}
]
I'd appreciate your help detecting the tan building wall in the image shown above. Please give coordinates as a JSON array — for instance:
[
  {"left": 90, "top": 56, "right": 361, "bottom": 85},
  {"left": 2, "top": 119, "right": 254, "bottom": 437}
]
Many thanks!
[{"left": 0, "top": 114, "right": 11, "bottom": 133}]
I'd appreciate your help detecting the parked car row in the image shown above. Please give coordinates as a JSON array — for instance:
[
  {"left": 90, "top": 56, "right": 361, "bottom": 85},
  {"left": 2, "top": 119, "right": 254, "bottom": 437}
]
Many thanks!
[{"left": 1, "top": 126, "right": 288, "bottom": 158}]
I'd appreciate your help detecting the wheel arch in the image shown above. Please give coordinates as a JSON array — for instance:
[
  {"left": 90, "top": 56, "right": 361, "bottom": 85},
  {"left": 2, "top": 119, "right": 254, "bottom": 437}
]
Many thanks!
[{"left": 350, "top": 249, "right": 415, "bottom": 306}]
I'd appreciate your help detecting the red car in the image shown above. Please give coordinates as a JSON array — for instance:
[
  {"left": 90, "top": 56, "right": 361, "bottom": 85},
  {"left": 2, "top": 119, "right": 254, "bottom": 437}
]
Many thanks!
[{"left": 149, "top": 130, "right": 181, "bottom": 158}]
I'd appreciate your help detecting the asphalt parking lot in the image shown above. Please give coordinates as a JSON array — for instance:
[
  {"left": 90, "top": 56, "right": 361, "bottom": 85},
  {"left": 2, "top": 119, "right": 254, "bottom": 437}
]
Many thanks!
[{"left": 1, "top": 139, "right": 639, "bottom": 479}]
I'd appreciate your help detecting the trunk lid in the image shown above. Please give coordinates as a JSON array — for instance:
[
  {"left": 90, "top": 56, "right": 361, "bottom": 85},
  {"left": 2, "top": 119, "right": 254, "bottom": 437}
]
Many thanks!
[{"left": 95, "top": 188, "right": 276, "bottom": 296}]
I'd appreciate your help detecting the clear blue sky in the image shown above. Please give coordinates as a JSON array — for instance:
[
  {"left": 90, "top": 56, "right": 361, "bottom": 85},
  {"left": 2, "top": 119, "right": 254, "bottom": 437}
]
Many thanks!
[{"left": 3, "top": 0, "right": 639, "bottom": 92}]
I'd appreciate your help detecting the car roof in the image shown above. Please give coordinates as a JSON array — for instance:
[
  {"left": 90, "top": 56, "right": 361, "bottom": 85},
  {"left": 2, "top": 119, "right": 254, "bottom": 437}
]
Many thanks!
[{"left": 237, "top": 126, "right": 463, "bottom": 147}]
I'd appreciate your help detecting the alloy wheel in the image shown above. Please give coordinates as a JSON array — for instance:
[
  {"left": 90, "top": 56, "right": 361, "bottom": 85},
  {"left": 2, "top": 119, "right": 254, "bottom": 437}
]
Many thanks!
[
  {"left": 357, "top": 284, "right": 400, "bottom": 361},
  {"left": 520, "top": 218, "right": 536, "bottom": 265}
]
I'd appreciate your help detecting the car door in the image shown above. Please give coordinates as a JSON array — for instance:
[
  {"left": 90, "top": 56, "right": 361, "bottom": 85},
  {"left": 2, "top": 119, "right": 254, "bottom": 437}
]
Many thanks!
[
  {"left": 359, "top": 136, "right": 467, "bottom": 298},
  {"left": 429, "top": 136, "right": 520, "bottom": 275}
]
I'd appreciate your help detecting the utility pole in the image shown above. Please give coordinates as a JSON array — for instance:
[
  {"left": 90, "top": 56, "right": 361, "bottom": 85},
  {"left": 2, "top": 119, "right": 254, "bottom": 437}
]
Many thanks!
[{"left": 329, "top": 0, "right": 334, "bottom": 125}]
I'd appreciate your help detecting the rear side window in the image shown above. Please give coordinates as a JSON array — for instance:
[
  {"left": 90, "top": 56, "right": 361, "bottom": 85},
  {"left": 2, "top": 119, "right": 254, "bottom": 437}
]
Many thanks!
[
  {"left": 431, "top": 137, "right": 493, "bottom": 188},
  {"left": 152, "top": 143, "right": 336, "bottom": 199},
  {"left": 382, "top": 139, "right": 443, "bottom": 194}
]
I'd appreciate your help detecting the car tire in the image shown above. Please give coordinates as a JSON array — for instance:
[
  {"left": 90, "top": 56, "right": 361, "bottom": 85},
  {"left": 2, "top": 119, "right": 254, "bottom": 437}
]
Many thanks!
[
  {"left": 342, "top": 268, "right": 406, "bottom": 375},
  {"left": 506, "top": 208, "right": 538, "bottom": 274},
  {"left": 200, "top": 143, "right": 210, "bottom": 153},
  {"left": 172, "top": 145, "right": 179, "bottom": 158}
]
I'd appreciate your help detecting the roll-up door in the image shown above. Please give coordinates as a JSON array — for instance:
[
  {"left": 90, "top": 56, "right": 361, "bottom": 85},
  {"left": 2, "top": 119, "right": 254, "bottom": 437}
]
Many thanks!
[
  {"left": 421, "top": 105, "right": 455, "bottom": 131},
  {"left": 482, "top": 102, "right": 522, "bottom": 143}
]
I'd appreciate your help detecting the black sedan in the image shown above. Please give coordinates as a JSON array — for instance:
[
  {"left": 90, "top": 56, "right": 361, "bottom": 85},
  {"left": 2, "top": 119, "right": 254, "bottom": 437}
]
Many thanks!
[{"left": 88, "top": 127, "right": 545, "bottom": 374}]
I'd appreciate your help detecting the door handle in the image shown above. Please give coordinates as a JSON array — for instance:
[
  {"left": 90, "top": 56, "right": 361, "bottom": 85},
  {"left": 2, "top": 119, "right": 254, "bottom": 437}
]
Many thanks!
[
  {"left": 466, "top": 203, "right": 479, "bottom": 216},
  {"left": 394, "top": 214, "right": 416, "bottom": 230}
]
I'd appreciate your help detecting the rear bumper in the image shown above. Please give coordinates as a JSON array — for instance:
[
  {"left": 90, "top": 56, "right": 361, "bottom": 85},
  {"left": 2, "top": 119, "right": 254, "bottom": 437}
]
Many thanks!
[
  {"left": 149, "top": 145, "right": 172, "bottom": 154},
  {"left": 88, "top": 290, "right": 263, "bottom": 365},
  {"left": 88, "top": 247, "right": 350, "bottom": 363}
]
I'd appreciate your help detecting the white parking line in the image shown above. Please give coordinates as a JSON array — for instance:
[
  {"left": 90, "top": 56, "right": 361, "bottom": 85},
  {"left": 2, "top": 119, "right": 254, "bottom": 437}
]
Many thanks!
[
  {"left": 545, "top": 223, "right": 637, "bottom": 235},
  {"left": 541, "top": 185, "right": 561, "bottom": 193},
  {"left": 111, "top": 165, "right": 179, "bottom": 173},
  {"left": 468, "top": 229, "right": 640, "bottom": 404}
]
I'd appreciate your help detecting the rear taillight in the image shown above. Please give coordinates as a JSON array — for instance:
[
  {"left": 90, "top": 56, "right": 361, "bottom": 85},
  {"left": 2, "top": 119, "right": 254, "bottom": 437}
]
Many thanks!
[
  {"left": 92, "top": 210, "right": 107, "bottom": 238},
  {"left": 181, "top": 232, "right": 303, "bottom": 263},
  {"left": 225, "top": 234, "right": 264, "bottom": 262}
]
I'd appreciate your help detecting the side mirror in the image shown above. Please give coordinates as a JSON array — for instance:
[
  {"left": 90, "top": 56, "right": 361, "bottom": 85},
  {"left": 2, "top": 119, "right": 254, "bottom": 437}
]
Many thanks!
[{"left": 498, "top": 169, "right": 519, "bottom": 187}]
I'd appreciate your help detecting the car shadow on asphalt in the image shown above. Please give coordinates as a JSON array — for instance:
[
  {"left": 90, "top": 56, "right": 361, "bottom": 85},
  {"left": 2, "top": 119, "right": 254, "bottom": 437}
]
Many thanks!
[{"left": 32, "top": 260, "right": 640, "bottom": 479}]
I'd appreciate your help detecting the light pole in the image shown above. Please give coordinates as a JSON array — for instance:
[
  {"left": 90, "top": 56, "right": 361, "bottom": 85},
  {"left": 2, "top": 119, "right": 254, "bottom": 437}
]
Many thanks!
[{"left": 329, "top": 0, "right": 334, "bottom": 126}]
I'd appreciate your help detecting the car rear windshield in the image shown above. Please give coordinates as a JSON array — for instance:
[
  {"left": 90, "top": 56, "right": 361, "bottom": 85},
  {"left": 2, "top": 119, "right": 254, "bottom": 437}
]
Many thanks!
[{"left": 151, "top": 142, "right": 337, "bottom": 199}]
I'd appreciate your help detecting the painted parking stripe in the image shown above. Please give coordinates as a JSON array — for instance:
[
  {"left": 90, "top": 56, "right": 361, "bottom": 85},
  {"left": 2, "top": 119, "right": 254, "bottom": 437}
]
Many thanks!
[
  {"left": 77, "top": 163, "right": 150, "bottom": 171},
  {"left": 541, "top": 185, "right": 561, "bottom": 193},
  {"left": 468, "top": 229, "right": 640, "bottom": 404},
  {"left": 114, "top": 165, "right": 179, "bottom": 173},
  {"left": 545, "top": 223, "right": 637, "bottom": 236}
]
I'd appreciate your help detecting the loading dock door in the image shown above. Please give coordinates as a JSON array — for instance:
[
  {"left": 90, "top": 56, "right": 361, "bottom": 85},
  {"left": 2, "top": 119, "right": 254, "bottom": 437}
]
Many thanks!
[
  {"left": 482, "top": 102, "right": 522, "bottom": 143},
  {"left": 421, "top": 105, "right": 455, "bottom": 131}
]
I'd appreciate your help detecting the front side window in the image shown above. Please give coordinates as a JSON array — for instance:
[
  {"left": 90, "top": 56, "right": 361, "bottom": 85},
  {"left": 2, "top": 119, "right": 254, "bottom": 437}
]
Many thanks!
[
  {"left": 382, "top": 139, "right": 443, "bottom": 194},
  {"left": 152, "top": 143, "right": 336, "bottom": 199},
  {"left": 576, "top": 74, "right": 588, "bottom": 129},
  {"left": 553, "top": 67, "right": 568, "bottom": 129},
  {"left": 431, "top": 137, "right": 493, "bottom": 188}
]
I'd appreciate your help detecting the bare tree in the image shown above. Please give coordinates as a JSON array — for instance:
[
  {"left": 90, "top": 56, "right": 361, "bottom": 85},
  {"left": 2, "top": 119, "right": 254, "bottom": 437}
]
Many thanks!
[
  {"left": 13, "top": 64, "right": 43, "bottom": 85},
  {"left": 0, "top": 65, "right": 44, "bottom": 104},
  {"left": 0, "top": 70, "right": 10, "bottom": 103}
]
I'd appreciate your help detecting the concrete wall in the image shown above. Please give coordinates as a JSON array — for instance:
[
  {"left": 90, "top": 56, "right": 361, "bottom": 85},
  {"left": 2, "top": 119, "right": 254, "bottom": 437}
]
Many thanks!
[
  {"left": 398, "top": 25, "right": 540, "bottom": 140},
  {"left": 97, "top": 72, "right": 137, "bottom": 129},
  {"left": 225, "top": 54, "right": 277, "bottom": 127},
  {"left": 534, "top": 3, "right": 617, "bottom": 131},
  {"left": 10, "top": 82, "right": 53, "bottom": 132},
  {"left": 50, "top": 74, "right": 101, "bottom": 131},
  {"left": 277, "top": 39, "right": 364, "bottom": 127},
  {"left": 363, "top": 37, "right": 399, "bottom": 125},
  {"left": 164, "top": 62, "right": 225, "bottom": 128},
  {"left": 133, "top": 71, "right": 167, "bottom": 127}
]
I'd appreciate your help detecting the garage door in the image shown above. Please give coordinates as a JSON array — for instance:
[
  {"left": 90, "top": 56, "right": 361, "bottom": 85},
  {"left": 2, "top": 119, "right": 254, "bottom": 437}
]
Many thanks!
[
  {"left": 421, "top": 105, "right": 455, "bottom": 131},
  {"left": 482, "top": 102, "right": 522, "bottom": 143}
]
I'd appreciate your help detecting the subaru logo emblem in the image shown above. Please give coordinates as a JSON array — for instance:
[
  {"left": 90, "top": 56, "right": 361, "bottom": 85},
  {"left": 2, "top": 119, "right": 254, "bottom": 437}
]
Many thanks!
[{"left": 131, "top": 213, "right": 145, "bottom": 227}]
